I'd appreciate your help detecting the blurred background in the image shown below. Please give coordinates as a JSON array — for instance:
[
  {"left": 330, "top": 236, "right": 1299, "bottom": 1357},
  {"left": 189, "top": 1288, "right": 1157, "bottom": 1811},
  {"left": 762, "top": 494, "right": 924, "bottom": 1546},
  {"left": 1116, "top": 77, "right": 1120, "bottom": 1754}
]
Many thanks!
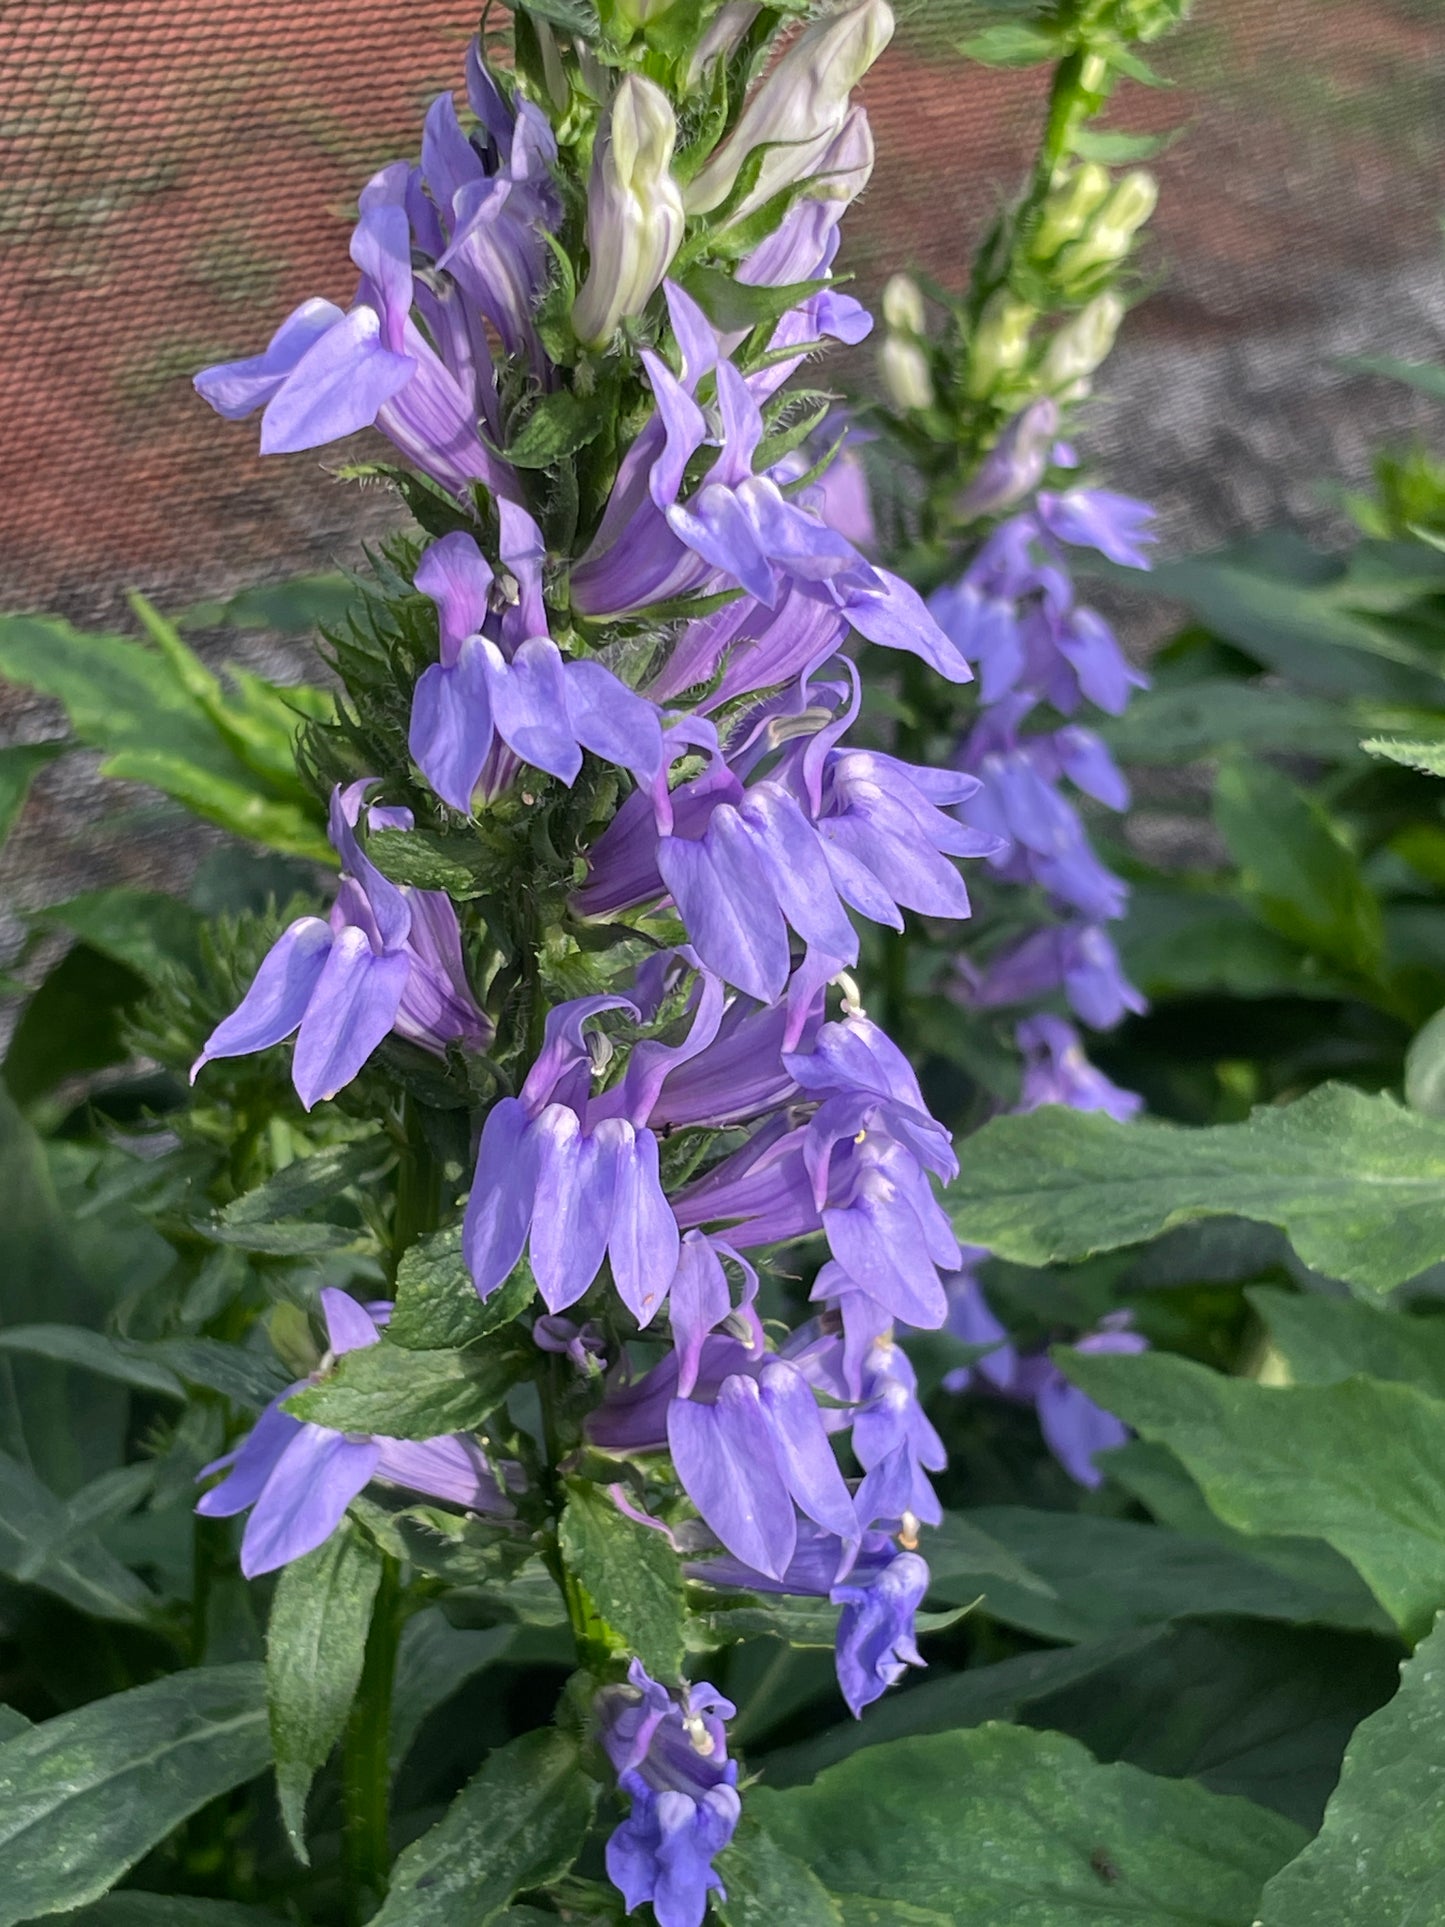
[{"left": 3, "top": 0, "right": 1444, "bottom": 943}]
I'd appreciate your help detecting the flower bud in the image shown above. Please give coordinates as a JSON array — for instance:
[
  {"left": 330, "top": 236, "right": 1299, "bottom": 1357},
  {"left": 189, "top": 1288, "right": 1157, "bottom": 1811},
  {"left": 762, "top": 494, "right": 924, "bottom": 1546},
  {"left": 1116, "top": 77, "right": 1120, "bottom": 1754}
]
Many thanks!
[
  {"left": 685, "top": 0, "right": 895, "bottom": 219},
  {"left": 965, "top": 291, "right": 1034, "bottom": 399},
  {"left": 572, "top": 76, "right": 686, "bottom": 347},
  {"left": 954, "top": 396, "right": 1059, "bottom": 518},
  {"left": 881, "top": 272, "right": 926, "bottom": 335},
  {"left": 879, "top": 336, "right": 934, "bottom": 412},
  {"left": 1031, "top": 162, "right": 1111, "bottom": 261},
  {"left": 1039, "top": 293, "right": 1125, "bottom": 390},
  {"left": 685, "top": 2, "right": 762, "bottom": 87},
  {"left": 1053, "top": 170, "right": 1158, "bottom": 284},
  {"left": 605, "top": 0, "right": 676, "bottom": 30}
]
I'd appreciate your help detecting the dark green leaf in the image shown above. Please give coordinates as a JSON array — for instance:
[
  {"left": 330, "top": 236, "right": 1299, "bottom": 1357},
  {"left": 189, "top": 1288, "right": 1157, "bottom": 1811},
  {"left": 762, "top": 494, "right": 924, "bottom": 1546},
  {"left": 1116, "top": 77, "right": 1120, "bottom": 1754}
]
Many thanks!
[
  {"left": 1064, "top": 1349, "right": 1445, "bottom": 1642},
  {"left": 1249, "top": 1286, "right": 1445, "bottom": 1397},
  {"left": 389, "top": 1229, "right": 537, "bottom": 1351},
  {"left": 750, "top": 1725, "right": 1305, "bottom": 1925},
  {"left": 267, "top": 1523, "right": 382, "bottom": 1858},
  {"left": 715, "top": 1815, "right": 844, "bottom": 1927},
  {"left": 1119, "top": 886, "right": 1353, "bottom": 1002},
  {"left": 389, "top": 1609, "right": 515, "bottom": 1771},
  {"left": 54, "top": 1898, "right": 286, "bottom": 1927},
  {"left": 181, "top": 573, "right": 360, "bottom": 634},
  {"left": 0, "top": 741, "right": 63, "bottom": 846},
  {"left": 98, "top": 750, "right": 329, "bottom": 859},
  {"left": 560, "top": 1479, "right": 686, "bottom": 1679},
  {"left": 0, "top": 1664, "right": 269, "bottom": 1927},
  {"left": 505, "top": 389, "right": 606, "bottom": 469},
  {"left": 0, "top": 1327, "right": 184, "bottom": 1401},
  {"left": 679, "top": 267, "right": 829, "bottom": 337},
  {"left": 206, "top": 1137, "right": 393, "bottom": 1255},
  {"left": 929, "top": 1505, "right": 1387, "bottom": 1642},
  {"left": 1214, "top": 761, "right": 1382, "bottom": 977},
  {"left": 1257, "top": 1613, "right": 1445, "bottom": 1923},
  {"left": 958, "top": 23, "right": 1059, "bottom": 65},
  {"left": 947, "top": 1083, "right": 1445, "bottom": 1297},
  {"left": 141, "top": 1338, "right": 290, "bottom": 1412},
  {"left": 365, "top": 828, "right": 487, "bottom": 895},
  {"left": 33, "top": 890, "right": 202, "bottom": 983},
  {"left": 0, "top": 1450, "right": 161, "bottom": 1626},
  {"left": 369, "top": 1727, "right": 597, "bottom": 1926},
  {"left": 4, "top": 944, "right": 146, "bottom": 1110},
  {"left": 1072, "top": 126, "right": 1173, "bottom": 163},
  {"left": 1098, "top": 680, "right": 1364, "bottom": 764},
  {"left": 1406, "top": 1006, "right": 1445, "bottom": 1116},
  {"left": 287, "top": 1337, "right": 529, "bottom": 1440},
  {"left": 515, "top": 0, "right": 601, "bottom": 40}
]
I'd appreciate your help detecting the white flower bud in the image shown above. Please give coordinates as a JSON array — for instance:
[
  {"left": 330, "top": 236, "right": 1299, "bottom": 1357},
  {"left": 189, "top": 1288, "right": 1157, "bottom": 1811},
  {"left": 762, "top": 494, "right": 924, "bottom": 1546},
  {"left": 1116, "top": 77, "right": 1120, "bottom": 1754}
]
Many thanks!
[
  {"left": 572, "top": 76, "right": 686, "bottom": 347},
  {"left": 685, "top": 3, "right": 762, "bottom": 87},
  {"left": 965, "top": 291, "right": 1034, "bottom": 399},
  {"left": 1031, "top": 162, "right": 1112, "bottom": 260},
  {"left": 879, "top": 336, "right": 934, "bottom": 412},
  {"left": 1054, "top": 170, "right": 1158, "bottom": 283},
  {"left": 881, "top": 272, "right": 926, "bottom": 335},
  {"left": 1039, "top": 293, "right": 1125, "bottom": 388},
  {"left": 685, "top": 0, "right": 894, "bottom": 219}
]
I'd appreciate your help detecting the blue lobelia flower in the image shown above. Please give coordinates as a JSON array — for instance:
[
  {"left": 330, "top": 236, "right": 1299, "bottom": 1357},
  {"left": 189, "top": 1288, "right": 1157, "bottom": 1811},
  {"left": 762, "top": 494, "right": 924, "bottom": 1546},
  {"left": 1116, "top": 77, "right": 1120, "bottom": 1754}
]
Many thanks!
[
  {"left": 193, "top": 782, "right": 492, "bottom": 1110},
  {"left": 963, "top": 919, "right": 1145, "bottom": 1031},
  {"left": 195, "top": 1289, "right": 514, "bottom": 1576},
  {"left": 596, "top": 1661, "right": 741, "bottom": 1927},
  {"left": 1016, "top": 1013, "right": 1143, "bottom": 1121},
  {"left": 408, "top": 518, "right": 663, "bottom": 812}
]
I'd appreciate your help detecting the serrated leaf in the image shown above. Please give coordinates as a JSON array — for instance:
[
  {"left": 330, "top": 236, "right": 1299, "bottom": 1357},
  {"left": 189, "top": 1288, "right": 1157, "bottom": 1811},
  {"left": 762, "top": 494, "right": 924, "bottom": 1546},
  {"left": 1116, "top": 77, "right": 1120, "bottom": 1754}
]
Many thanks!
[
  {"left": 1362, "top": 734, "right": 1445, "bottom": 776},
  {"left": 142, "top": 1338, "right": 291, "bottom": 1412},
  {"left": 389, "top": 1228, "right": 537, "bottom": 1351},
  {"left": 947, "top": 1083, "right": 1445, "bottom": 1297},
  {"left": 1257, "top": 1613, "right": 1445, "bottom": 1922},
  {"left": 0, "top": 1664, "right": 270, "bottom": 1927},
  {"left": 365, "top": 827, "right": 487, "bottom": 895},
  {"left": 678, "top": 267, "right": 829, "bottom": 338},
  {"left": 100, "top": 750, "right": 331, "bottom": 860},
  {"left": 505, "top": 389, "right": 606, "bottom": 469},
  {"left": 369, "top": 1727, "right": 597, "bottom": 1927},
  {"left": 206, "top": 1137, "right": 392, "bottom": 1255},
  {"left": 749, "top": 1725, "right": 1305, "bottom": 1925},
  {"left": 560, "top": 1480, "right": 685, "bottom": 1679},
  {"left": 267, "top": 1523, "right": 382, "bottom": 1859},
  {"left": 1063, "top": 1349, "right": 1445, "bottom": 1643},
  {"left": 287, "top": 1336, "right": 529, "bottom": 1439}
]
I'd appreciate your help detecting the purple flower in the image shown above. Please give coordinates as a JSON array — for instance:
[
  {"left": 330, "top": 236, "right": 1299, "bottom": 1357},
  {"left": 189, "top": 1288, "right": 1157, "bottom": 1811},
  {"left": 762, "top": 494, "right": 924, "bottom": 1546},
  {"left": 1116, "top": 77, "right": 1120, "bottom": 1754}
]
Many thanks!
[
  {"left": 195, "top": 1290, "right": 513, "bottom": 1576},
  {"left": 849, "top": 1334, "right": 945, "bottom": 1528},
  {"left": 192, "top": 782, "right": 491, "bottom": 1109},
  {"left": 597, "top": 1662, "right": 740, "bottom": 1927},
  {"left": 1037, "top": 487, "right": 1156, "bottom": 569},
  {"left": 408, "top": 523, "right": 663, "bottom": 811},
  {"left": 965, "top": 921, "right": 1145, "bottom": 1031},
  {"left": 1028, "top": 1316, "right": 1149, "bottom": 1487},
  {"left": 954, "top": 398, "right": 1059, "bottom": 520},
  {"left": 1017, "top": 1014, "right": 1142, "bottom": 1120},
  {"left": 942, "top": 1259, "right": 1018, "bottom": 1395}
]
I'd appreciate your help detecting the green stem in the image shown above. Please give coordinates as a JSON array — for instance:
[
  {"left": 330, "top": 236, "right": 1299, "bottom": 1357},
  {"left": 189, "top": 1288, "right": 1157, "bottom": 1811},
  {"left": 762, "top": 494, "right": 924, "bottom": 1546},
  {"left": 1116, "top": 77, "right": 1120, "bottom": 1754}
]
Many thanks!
[
  {"left": 390, "top": 1095, "right": 442, "bottom": 1281},
  {"left": 341, "top": 1555, "right": 403, "bottom": 1920}
]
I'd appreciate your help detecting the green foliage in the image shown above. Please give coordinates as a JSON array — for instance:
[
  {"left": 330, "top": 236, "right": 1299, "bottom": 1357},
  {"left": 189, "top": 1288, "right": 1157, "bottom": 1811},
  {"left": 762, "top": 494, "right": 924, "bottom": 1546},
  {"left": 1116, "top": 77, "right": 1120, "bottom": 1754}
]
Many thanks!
[
  {"left": 559, "top": 1478, "right": 687, "bottom": 1679},
  {"left": 287, "top": 1337, "right": 531, "bottom": 1440}
]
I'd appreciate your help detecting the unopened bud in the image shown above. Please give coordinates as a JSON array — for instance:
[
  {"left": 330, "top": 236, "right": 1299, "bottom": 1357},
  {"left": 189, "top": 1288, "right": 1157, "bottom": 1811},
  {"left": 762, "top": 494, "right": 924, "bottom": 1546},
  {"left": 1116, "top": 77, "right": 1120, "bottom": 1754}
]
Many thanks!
[
  {"left": 572, "top": 76, "right": 686, "bottom": 347},
  {"left": 685, "top": 0, "right": 894, "bottom": 218},
  {"left": 1039, "top": 293, "right": 1125, "bottom": 388},
  {"left": 879, "top": 336, "right": 934, "bottom": 412},
  {"left": 966, "top": 291, "right": 1034, "bottom": 399},
  {"left": 1054, "top": 170, "right": 1158, "bottom": 283},
  {"left": 1031, "top": 162, "right": 1111, "bottom": 260},
  {"left": 882, "top": 272, "right": 926, "bottom": 335},
  {"left": 955, "top": 396, "right": 1059, "bottom": 518},
  {"left": 685, "top": 2, "right": 762, "bottom": 86},
  {"left": 605, "top": 0, "right": 676, "bottom": 30}
]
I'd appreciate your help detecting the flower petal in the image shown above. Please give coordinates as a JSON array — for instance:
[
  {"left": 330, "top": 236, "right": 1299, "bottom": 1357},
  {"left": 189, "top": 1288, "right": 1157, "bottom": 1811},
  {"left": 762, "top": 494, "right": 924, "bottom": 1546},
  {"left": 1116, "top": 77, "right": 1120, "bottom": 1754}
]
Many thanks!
[
  {"left": 292, "top": 928, "right": 411, "bottom": 1109},
  {"left": 193, "top": 917, "right": 333, "bottom": 1079},
  {"left": 668, "top": 1376, "right": 795, "bottom": 1580},
  {"left": 240, "top": 1427, "right": 381, "bottom": 1577},
  {"left": 464, "top": 1099, "right": 541, "bottom": 1298}
]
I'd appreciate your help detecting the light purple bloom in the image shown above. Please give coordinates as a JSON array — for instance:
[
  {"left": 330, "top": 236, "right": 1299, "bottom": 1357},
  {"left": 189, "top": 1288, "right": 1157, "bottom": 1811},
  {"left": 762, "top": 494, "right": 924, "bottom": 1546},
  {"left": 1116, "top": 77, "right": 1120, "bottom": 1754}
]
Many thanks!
[
  {"left": 195, "top": 1290, "right": 513, "bottom": 1576},
  {"left": 1029, "top": 1316, "right": 1149, "bottom": 1487},
  {"left": 954, "top": 398, "right": 1059, "bottom": 521},
  {"left": 849, "top": 1334, "right": 945, "bottom": 1528},
  {"left": 193, "top": 782, "right": 491, "bottom": 1109},
  {"left": 597, "top": 1661, "right": 740, "bottom": 1927},
  {"left": 1037, "top": 487, "right": 1156, "bottom": 569},
  {"left": 1017, "top": 1014, "right": 1142, "bottom": 1121},
  {"left": 965, "top": 921, "right": 1145, "bottom": 1031},
  {"left": 408, "top": 523, "right": 663, "bottom": 811}
]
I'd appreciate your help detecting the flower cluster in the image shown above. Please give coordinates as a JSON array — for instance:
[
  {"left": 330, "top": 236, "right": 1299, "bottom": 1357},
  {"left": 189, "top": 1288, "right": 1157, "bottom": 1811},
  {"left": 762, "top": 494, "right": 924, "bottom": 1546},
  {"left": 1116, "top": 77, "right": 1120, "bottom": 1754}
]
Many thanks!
[{"left": 189, "top": 8, "right": 991, "bottom": 1920}]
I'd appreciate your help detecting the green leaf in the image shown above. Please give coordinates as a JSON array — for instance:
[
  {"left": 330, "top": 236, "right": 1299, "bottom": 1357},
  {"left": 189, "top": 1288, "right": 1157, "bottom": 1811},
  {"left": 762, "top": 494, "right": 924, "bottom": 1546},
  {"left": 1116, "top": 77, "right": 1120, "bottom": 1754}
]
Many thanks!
[
  {"left": 389, "top": 1228, "right": 537, "bottom": 1350},
  {"left": 54, "top": 1898, "right": 286, "bottom": 1927},
  {"left": 267, "top": 1523, "right": 382, "bottom": 1859},
  {"left": 1362, "top": 734, "right": 1445, "bottom": 776},
  {"left": 33, "top": 890, "right": 202, "bottom": 983},
  {"left": 99, "top": 750, "right": 330, "bottom": 860},
  {"left": 369, "top": 1727, "right": 597, "bottom": 1927},
  {"left": 389, "top": 1609, "right": 515, "bottom": 1771},
  {"left": 1406, "top": 1006, "right": 1445, "bottom": 1116},
  {"left": 1257, "top": 1613, "right": 1445, "bottom": 1923},
  {"left": 365, "top": 827, "right": 487, "bottom": 896},
  {"left": 1249, "top": 1286, "right": 1445, "bottom": 1397},
  {"left": 1063, "top": 1349, "right": 1445, "bottom": 1642},
  {"left": 181, "top": 572, "right": 359, "bottom": 635},
  {"left": 947, "top": 1083, "right": 1445, "bottom": 1297},
  {"left": 0, "top": 1327, "right": 184, "bottom": 1401},
  {"left": 0, "top": 1450, "right": 160, "bottom": 1626},
  {"left": 678, "top": 267, "right": 830, "bottom": 338},
  {"left": 1337, "top": 353, "right": 1445, "bottom": 399},
  {"left": 1214, "top": 761, "right": 1383, "bottom": 977},
  {"left": 749, "top": 1725, "right": 1305, "bottom": 1925},
  {"left": 715, "top": 1815, "right": 844, "bottom": 1927},
  {"left": 958, "top": 23, "right": 1059, "bottom": 65},
  {"left": 287, "top": 1336, "right": 529, "bottom": 1440},
  {"left": 4, "top": 944, "right": 146, "bottom": 1111},
  {"left": 559, "top": 1479, "right": 686, "bottom": 1679},
  {"left": 1118, "top": 886, "right": 1353, "bottom": 1002},
  {"left": 1098, "top": 679, "right": 1364, "bottom": 764},
  {"left": 928, "top": 1506, "right": 1388, "bottom": 1643},
  {"left": 515, "top": 0, "right": 601, "bottom": 41},
  {"left": 1072, "top": 126, "right": 1173, "bottom": 163},
  {"left": 140, "top": 1337, "right": 290, "bottom": 1412},
  {"left": 0, "top": 741, "right": 63, "bottom": 846},
  {"left": 0, "top": 1664, "right": 270, "bottom": 1927},
  {"left": 206, "top": 1137, "right": 393, "bottom": 1255},
  {"left": 504, "top": 389, "right": 606, "bottom": 468}
]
